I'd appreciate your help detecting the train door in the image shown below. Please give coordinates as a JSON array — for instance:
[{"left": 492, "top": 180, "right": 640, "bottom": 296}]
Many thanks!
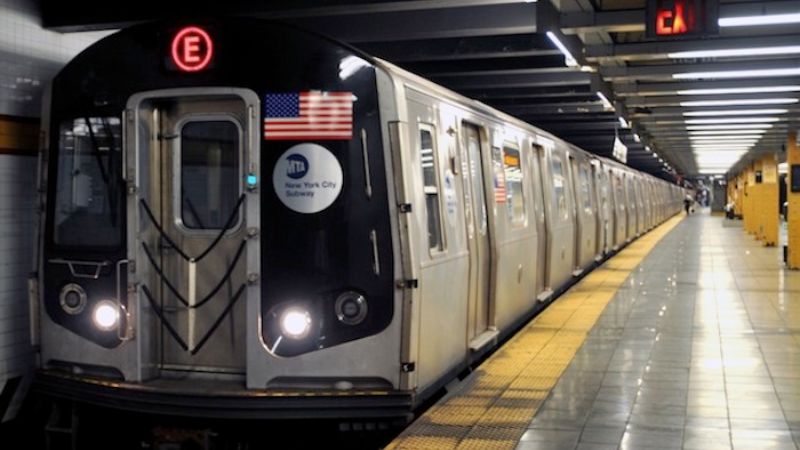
[
  {"left": 127, "top": 90, "right": 259, "bottom": 377},
  {"left": 591, "top": 162, "right": 605, "bottom": 258},
  {"left": 530, "top": 143, "right": 549, "bottom": 298},
  {"left": 462, "top": 123, "right": 491, "bottom": 342}
]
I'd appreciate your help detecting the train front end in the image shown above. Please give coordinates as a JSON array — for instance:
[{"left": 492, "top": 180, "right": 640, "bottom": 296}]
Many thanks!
[{"left": 34, "top": 19, "right": 407, "bottom": 418}]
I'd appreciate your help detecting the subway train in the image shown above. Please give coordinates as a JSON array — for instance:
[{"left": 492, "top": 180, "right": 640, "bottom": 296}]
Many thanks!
[{"left": 30, "top": 18, "right": 683, "bottom": 421}]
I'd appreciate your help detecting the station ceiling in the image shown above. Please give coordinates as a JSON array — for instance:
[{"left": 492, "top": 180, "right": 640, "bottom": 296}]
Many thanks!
[{"left": 41, "top": 0, "right": 800, "bottom": 180}]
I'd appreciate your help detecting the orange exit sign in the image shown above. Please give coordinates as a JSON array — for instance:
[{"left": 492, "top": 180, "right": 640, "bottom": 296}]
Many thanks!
[{"left": 646, "top": 0, "right": 718, "bottom": 39}]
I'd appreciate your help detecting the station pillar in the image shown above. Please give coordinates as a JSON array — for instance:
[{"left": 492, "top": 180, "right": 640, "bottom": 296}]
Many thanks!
[
  {"left": 788, "top": 131, "right": 800, "bottom": 269},
  {"left": 743, "top": 163, "right": 755, "bottom": 235},
  {"left": 758, "top": 153, "right": 778, "bottom": 246},
  {"left": 734, "top": 172, "right": 744, "bottom": 217}
]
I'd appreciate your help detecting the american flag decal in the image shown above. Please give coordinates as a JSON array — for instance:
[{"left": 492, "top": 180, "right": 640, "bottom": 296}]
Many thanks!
[
  {"left": 264, "top": 91, "right": 353, "bottom": 140},
  {"left": 495, "top": 173, "right": 507, "bottom": 203}
]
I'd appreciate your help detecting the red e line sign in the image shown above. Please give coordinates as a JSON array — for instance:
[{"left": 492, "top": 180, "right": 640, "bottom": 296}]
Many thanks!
[
  {"left": 171, "top": 26, "right": 213, "bottom": 72},
  {"left": 646, "top": 0, "right": 718, "bottom": 39}
]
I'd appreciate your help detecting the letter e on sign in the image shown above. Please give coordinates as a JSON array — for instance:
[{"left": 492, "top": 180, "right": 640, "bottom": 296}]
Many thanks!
[{"left": 171, "top": 26, "right": 213, "bottom": 72}]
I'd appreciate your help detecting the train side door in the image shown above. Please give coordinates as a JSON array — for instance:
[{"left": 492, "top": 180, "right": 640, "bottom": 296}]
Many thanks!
[
  {"left": 462, "top": 123, "right": 491, "bottom": 342},
  {"left": 128, "top": 90, "right": 259, "bottom": 377},
  {"left": 530, "top": 143, "right": 549, "bottom": 298}
]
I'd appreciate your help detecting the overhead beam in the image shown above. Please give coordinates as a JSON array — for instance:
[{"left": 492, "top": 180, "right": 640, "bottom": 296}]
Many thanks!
[
  {"left": 282, "top": 3, "right": 539, "bottom": 42},
  {"left": 614, "top": 77, "right": 800, "bottom": 96},
  {"left": 626, "top": 92, "right": 800, "bottom": 108},
  {"left": 558, "top": 0, "right": 800, "bottom": 36},
  {"left": 357, "top": 34, "right": 558, "bottom": 62},
  {"left": 588, "top": 34, "right": 800, "bottom": 61},
  {"left": 431, "top": 71, "right": 592, "bottom": 89},
  {"left": 602, "top": 58, "right": 800, "bottom": 82}
]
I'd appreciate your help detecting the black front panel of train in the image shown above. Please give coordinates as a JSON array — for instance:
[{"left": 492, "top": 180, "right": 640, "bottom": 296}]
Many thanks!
[{"left": 43, "top": 20, "right": 394, "bottom": 354}]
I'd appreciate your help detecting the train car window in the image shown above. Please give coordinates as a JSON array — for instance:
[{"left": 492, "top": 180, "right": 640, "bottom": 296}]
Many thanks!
[
  {"left": 503, "top": 146, "right": 526, "bottom": 226},
  {"left": 180, "top": 120, "right": 240, "bottom": 230},
  {"left": 419, "top": 126, "right": 444, "bottom": 252},
  {"left": 54, "top": 117, "right": 122, "bottom": 247},
  {"left": 551, "top": 158, "right": 568, "bottom": 220},
  {"left": 579, "top": 166, "right": 592, "bottom": 210}
]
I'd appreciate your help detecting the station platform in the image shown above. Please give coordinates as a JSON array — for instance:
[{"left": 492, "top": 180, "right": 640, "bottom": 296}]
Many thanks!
[{"left": 388, "top": 210, "right": 800, "bottom": 450}]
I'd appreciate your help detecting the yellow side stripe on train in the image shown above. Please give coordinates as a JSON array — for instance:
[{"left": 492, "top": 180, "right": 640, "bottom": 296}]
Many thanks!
[{"left": 387, "top": 214, "right": 684, "bottom": 450}]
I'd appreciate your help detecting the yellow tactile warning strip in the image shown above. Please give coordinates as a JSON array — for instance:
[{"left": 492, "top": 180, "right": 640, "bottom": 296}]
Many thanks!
[{"left": 387, "top": 214, "right": 684, "bottom": 450}]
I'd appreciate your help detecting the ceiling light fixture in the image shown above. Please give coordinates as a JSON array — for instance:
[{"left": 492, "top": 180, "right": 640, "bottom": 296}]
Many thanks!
[
  {"left": 673, "top": 68, "right": 800, "bottom": 80},
  {"left": 668, "top": 46, "right": 800, "bottom": 59},
  {"left": 677, "top": 86, "right": 800, "bottom": 95},
  {"left": 597, "top": 91, "right": 614, "bottom": 110},
  {"left": 690, "top": 136, "right": 762, "bottom": 142},
  {"left": 546, "top": 32, "right": 578, "bottom": 67},
  {"left": 680, "top": 98, "right": 798, "bottom": 107},
  {"left": 719, "top": 13, "right": 800, "bottom": 27},
  {"left": 689, "top": 130, "right": 767, "bottom": 137},
  {"left": 687, "top": 124, "right": 774, "bottom": 130},
  {"left": 685, "top": 117, "right": 781, "bottom": 124},
  {"left": 683, "top": 109, "right": 788, "bottom": 117}
]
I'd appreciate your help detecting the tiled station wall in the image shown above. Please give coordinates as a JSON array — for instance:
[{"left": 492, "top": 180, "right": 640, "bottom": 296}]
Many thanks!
[{"left": 0, "top": 0, "right": 111, "bottom": 421}]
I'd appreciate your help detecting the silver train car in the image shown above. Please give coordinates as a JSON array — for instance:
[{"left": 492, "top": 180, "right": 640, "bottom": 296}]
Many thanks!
[{"left": 31, "top": 19, "right": 683, "bottom": 420}]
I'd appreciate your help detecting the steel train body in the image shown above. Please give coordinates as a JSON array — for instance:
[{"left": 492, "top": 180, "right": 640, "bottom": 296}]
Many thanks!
[{"left": 32, "top": 19, "right": 682, "bottom": 419}]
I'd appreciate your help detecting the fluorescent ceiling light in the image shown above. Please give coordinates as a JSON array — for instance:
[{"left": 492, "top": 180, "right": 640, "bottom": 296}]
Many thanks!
[
  {"left": 668, "top": 46, "right": 800, "bottom": 59},
  {"left": 673, "top": 68, "right": 800, "bottom": 80},
  {"left": 689, "top": 129, "right": 768, "bottom": 135},
  {"left": 719, "top": 13, "right": 800, "bottom": 27},
  {"left": 618, "top": 117, "right": 630, "bottom": 128},
  {"left": 685, "top": 117, "right": 781, "bottom": 124},
  {"left": 690, "top": 137, "right": 761, "bottom": 142},
  {"left": 597, "top": 91, "right": 614, "bottom": 110},
  {"left": 690, "top": 134, "right": 764, "bottom": 139},
  {"left": 677, "top": 86, "right": 800, "bottom": 95},
  {"left": 683, "top": 109, "right": 788, "bottom": 117},
  {"left": 698, "top": 169, "right": 730, "bottom": 174},
  {"left": 694, "top": 150, "right": 748, "bottom": 157},
  {"left": 633, "top": 133, "right": 641, "bottom": 143},
  {"left": 680, "top": 98, "right": 798, "bottom": 107},
  {"left": 546, "top": 32, "right": 578, "bottom": 67},
  {"left": 693, "top": 143, "right": 753, "bottom": 148},
  {"left": 687, "top": 124, "right": 774, "bottom": 130},
  {"left": 645, "top": 146, "right": 652, "bottom": 152}
]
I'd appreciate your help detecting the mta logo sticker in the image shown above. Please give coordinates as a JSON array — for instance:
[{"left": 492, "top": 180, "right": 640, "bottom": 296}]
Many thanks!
[
  {"left": 286, "top": 153, "right": 309, "bottom": 179},
  {"left": 273, "top": 143, "right": 343, "bottom": 214}
]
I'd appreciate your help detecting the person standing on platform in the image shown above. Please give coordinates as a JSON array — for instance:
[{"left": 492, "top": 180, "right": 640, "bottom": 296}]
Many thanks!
[{"left": 684, "top": 194, "right": 693, "bottom": 215}]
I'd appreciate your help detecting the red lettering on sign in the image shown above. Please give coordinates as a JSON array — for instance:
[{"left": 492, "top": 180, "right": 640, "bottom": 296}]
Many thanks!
[
  {"left": 171, "top": 26, "right": 213, "bottom": 72},
  {"left": 673, "top": 3, "right": 688, "bottom": 33},
  {"left": 655, "top": 0, "right": 693, "bottom": 36},
  {"left": 656, "top": 9, "right": 674, "bottom": 35}
]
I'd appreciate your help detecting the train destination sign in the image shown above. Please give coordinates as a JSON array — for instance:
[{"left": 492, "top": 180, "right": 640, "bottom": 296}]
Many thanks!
[
  {"left": 646, "top": 0, "right": 719, "bottom": 39},
  {"left": 171, "top": 26, "right": 213, "bottom": 72}
]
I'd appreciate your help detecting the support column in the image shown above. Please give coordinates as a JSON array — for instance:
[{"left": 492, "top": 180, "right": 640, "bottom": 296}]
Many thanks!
[
  {"left": 759, "top": 153, "right": 778, "bottom": 246},
  {"left": 788, "top": 132, "right": 800, "bottom": 269},
  {"left": 734, "top": 172, "right": 744, "bottom": 217},
  {"left": 743, "top": 163, "right": 755, "bottom": 235}
]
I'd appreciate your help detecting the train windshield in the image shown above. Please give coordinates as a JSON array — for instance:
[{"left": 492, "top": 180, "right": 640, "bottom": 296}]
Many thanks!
[{"left": 53, "top": 117, "right": 122, "bottom": 247}]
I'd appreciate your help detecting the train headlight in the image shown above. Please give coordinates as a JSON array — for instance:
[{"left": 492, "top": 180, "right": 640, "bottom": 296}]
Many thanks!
[
  {"left": 92, "top": 301, "right": 119, "bottom": 330},
  {"left": 335, "top": 291, "right": 368, "bottom": 325},
  {"left": 59, "top": 283, "right": 87, "bottom": 315},
  {"left": 280, "top": 308, "right": 311, "bottom": 339}
]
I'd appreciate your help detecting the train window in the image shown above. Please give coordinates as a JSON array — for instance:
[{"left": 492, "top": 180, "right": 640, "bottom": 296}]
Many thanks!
[
  {"left": 53, "top": 117, "right": 122, "bottom": 247},
  {"left": 503, "top": 146, "right": 526, "bottom": 225},
  {"left": 579, "top": 166, "right": 592, "bottom": 210},
  {"left": 180, "top": 120, "right": 240, "bottom": 230},
  {"left": 551, "top": 158, "right": 568, "bottom": 220},
  {"left": 419, "top": 126, "right": 444, "bottom": 252}
]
